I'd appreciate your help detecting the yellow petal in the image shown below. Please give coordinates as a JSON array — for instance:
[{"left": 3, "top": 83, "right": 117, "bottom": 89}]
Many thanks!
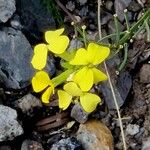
[
  {"left": 45, "top": 28, "right": 64, "bottom": 43},
  {"left": 69, "top": 48, "right": 88, "bottom": 65},
  {"left": 32, "top": 71, "right": 52, "bottom": 92},
  {"left": 64, "top": 82, "right": 82, "bottom": 96},
  {"left": 80, "top": 93, "right": 101, "bottom": 112},
  {"left": 87, "top": 43, "right": 110, "bottom": 65},
  {"left": 73, "top": 67, "right": 93, "bottom": 91},
  {"left": 31, "top": 44, "right": 48, "bottom": 70},
  {"left": 58, "top": 90, "right": 72, "bottom": 110},
  {"left": 92, "top": 68, "right": 108, "bottom": 84},
  {"left": 47, "top": 35, "right": 69, "bottom": 54},
  {"left": 42, "top": 87, "right": 53, "bottom": 103}
]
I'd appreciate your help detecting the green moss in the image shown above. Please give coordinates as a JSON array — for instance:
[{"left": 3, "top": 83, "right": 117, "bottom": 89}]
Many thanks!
[{"left": 42, "top": 0, "right": 63, "bottom": 26}]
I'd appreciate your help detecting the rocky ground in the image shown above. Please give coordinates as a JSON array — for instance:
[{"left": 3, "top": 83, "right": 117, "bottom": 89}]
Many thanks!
[{"left": 0, "top": 0, "right": 150, "bottom": 150}]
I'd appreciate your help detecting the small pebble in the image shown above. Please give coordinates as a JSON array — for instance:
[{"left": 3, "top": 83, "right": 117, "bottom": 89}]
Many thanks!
[{"left": 126, "top": 124, "right": 140, "bottom": 136}]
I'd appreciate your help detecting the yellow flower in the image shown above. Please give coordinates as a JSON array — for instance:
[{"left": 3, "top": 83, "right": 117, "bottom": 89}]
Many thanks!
[
  {"left": 45, "top": 28, "right": 69, "bottom": 54},
  {"left": 58, "top": 82, "right": 101, "bottom": 112},
  {"left": 70, "top": 43, "right": 110, "bottom": 91},
  {"left": 31, "top": 28, "right": 69, "bottom": 70},
  {"left": 32, "top": 71, "right": 54, "bottom": 103}
]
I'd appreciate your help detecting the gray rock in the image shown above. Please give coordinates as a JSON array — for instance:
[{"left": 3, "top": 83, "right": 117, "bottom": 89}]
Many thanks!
[
  {"left": 66, "top": 1, "right": 75, "bottom": 12},
  {"left": 79, "top": 6, "right": 89, "bottom": 17},
  {"left": 0, "top": 145, "right": 11, "bottom": 150},
  {"left": 140, "top": 64, "right": 150, "bottom": 83},
  {"left": 0, "top": 105, "right": 23, "bottom": 141},
  {"left": 50, "top": 138, "right": 82, "bottom": 150},
  {"left": 21, "top": 140, "right": 44, "bottom": 150},
  {"left": 114, "top": 0, "right": 131, "bottom": 22},
  {"left": 67, "top": 39, "right": 83, "bottom": 52},
  {"left": 18, "top": 0, "right": 55, "bottom": 34},
  {"left": 10, "top": 15, "right": 22, "bottom": 30},
  {"left": 99, "top": 57, "right": 132, "bottom": 109},
  {"left": 142, "top": 137, "right": 150, "bottom": 150},
  {"left": 0, "top": 0, "right": 16, "bottom": 23},
  {"left": 78, "top": 0, "right": 87, "bottom": 5},
  {"left": 126, "top": 124, "right": 140, "bottom": 136},
  {"left": 15, "top": 94, "right": 42, "bottom": 114},
  {"left": 128, "top": 1, "right": 142, "bottom": 12},
  {"left": 71, "top": 104, "right": 89, "bottom": 123},
  {"left": 0, "top": 27, "right": 34, "bottom": 89},
  {"left": 105, "top": 0, "right": 113, "bottom": 11}
]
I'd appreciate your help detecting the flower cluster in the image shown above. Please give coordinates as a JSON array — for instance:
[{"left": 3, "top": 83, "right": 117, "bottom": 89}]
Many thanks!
[{"left": 31, "top": 28, "right": 110, "bottom": 112}]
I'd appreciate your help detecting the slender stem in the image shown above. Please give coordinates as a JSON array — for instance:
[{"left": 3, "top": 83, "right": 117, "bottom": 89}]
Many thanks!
[
  {"left": 124, "top": 9, "right": 130, "bottom": 32},
  {"left": 104, "top": 62, "right": 127, "bottom": 150},
  {"left": 145, "top": 18, "right": 150, "bottom": 42},
  {"left": 117, "top": 8, "right": 150, "bottom": 46},
  {"left": 118, "top": 43, "right": 128, "bottom": 72},
  {"left": 82, "top": 26, "right": 87, "bottom": 48},
  {"left": 98, "top": 0, "right": 102, "bottom": 40},
  {"left": 52, "top": 69, "right": 74, "bottom": 87},
  {"left": 97, "top": 1, "right": 127, "bottom": 149},
  {"left": 97, "top": 32, "right": 125, "bottom": 43},
  {"left": 114, "top": 14, "right": 120, "bottom": 42}
]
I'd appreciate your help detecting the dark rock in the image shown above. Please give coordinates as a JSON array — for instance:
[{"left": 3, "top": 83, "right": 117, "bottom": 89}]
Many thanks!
[
  {"left": 17, "top": 0, "right": 55, "bottom": 36},
  {"left": 0, "top": 105, "right": 23, "bottom": 141},
  {"left": 71, "top": 103, "right": 89, "bottom": 123},
  {"left": 66, "top": 1, "right": 75, "bottom": 12},
  {"left": 0, "top": 145, "right": 11, "bottom": 150},
  {"left": 114, "top": 0, "right": 131, "bottom": 22},
  {"left": 50, "top": 137, "right": 83, "bottom": 150},
  {"left": 10, "top": 15, "right": 22, "bottom": 30},
  {"left": 0, "top": 27, "right": 34, "bottom": 89},
  {"left": 139, "top": 64, "right": 150, "bottom": 83},
  {"left": 0, "top": 0, "right": 16, "bottom": 23},
  {"left": 15, "top": 94, "right": 42, "bottom": 114},
  {"left": 21, "top": 140, "right": 44, "bottom": 150},
  {"left": 78, "top": 0, "right": 87, "bottom": 5},
  {"left": 79, "top": 6, "right": 88, "bottom": 17},
  {"left": 99, "top": 57, "right": 132, "bottom": 109},
  {"left": 105, "top": 0, "right": 113, "bottom": 11},
  {"left": 128, "top": 1, "right": 142, "bottom": 12}
]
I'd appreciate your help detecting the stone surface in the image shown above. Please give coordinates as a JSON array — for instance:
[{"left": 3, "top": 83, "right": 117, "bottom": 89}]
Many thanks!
[
  {"left": 76, "top": 120, "right": 114, "bottom": 150},
  {"left": 126, "top": 124, "right": 140, "bottom": 136},
  {"left": 140, "top": 64, "right": 150, "bottom": 83},
  {"left": 21, "top": 140, "right": 44, "bottom": 150},
  {"left": 50, "top": 137, "right": 82, "bottom": 150},
  {"left": 0, "top": 105, "right": 23, "bottom": 141},
  {"left": 17, "top": 0, "right": 55, "bottom": 35},
  {"left": 0, "top": 0, "right": 16, "bottom": 23},
  {"left": 142, "top": 137, "right": 150, "bottom": 150},
  {"left": 100, "top": 70, "right": 132, "bottom": 109},
  {"left": 114, "top": 0, "right": 131, "bottom": 21},
  {"left": 78, "top": 0, "right": 87, "bottom": 5},
  {"left": 15, "top": 94, "right": 42, "bottom": 114},
  {"left": 66, "top": 1, "right": 75, "bottom": 12},
  {"left": 0, "top": 27, "right": 34, "bottom": 89},
  {"left": 71, "top": 103, "right": 89, "bottom": 123},
  {"left": 0, "top": 145, "right": 11, "bottom": 150}
]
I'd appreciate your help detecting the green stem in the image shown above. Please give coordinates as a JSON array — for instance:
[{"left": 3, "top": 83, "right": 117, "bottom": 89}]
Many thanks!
[
  {"left": 114, "top": 14, "right": 120, "bottom": 42},
  {"left": 82, "top": 27, "right": 87, "bottom": 48},
  {"left": 124, "top": 9, "right": 130, "bottom": 32},
  {"left": 52, "top": 69, "right": 74, "bottom": 87},
  {"left": 145, "top": 18, "right": 150, "bottom": 42},
  {"left": 118, "top": 43, "right": 128, "bottom": 72},
  {"left": 97, "top": 32, "right": 125, "bottom": 43},
  {"left": 117, "top": 8, "right": 150, "bottom": 46}
]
